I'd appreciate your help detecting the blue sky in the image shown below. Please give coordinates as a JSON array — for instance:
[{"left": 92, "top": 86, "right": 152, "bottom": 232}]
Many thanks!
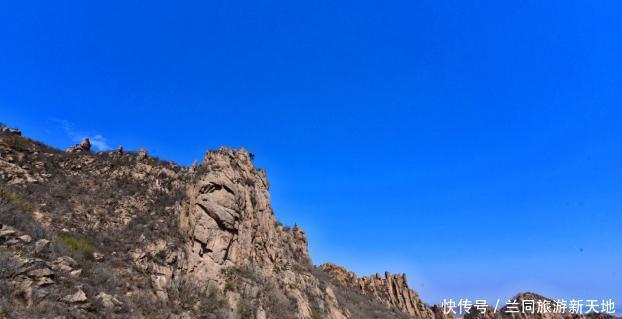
[{"left": 1, "top": 0, "right": 621, "bottom": 306}]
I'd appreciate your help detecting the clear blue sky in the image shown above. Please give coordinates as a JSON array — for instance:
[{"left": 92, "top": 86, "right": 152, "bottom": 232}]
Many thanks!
[{"left": 1, "top": 0, "right": 621, "bottom": 306}]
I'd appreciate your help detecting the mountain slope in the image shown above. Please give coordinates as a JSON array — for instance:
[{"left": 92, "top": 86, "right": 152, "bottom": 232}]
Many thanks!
[
  {"left": 0, "top": 126, "right": 616, "bottom": 319},
  {"left": 0, "top": 128, "right": 437, "bottom": 318}
]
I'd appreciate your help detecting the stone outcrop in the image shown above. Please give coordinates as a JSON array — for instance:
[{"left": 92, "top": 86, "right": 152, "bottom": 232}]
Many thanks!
[
  {"left": 321, "top": 262, "right": 442, "bottom": 319},
  {"left": 180, "top": 147, "right": 316, "bottom": 272},
  {"left": 0, "top": 126, "right": 21, "bottom": 135},
  {"left": 66, "top": 138, "right": 91, "bottom": 153},
  {"left": 178, "top": 147, "right": 347, "bottom": 318},
  {"left": 63, "top": 289, "right": 88, "bottom": 303},
  {"left": 137, "top": 148, "right": 148, "bottom": 160}
]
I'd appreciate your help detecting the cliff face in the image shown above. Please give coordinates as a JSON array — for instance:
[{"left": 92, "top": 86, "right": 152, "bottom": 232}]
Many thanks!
[
  {"left": 177, "top": 147, "right": 347, "bottom": 318},
  {"left": 179, "top": 147, "right": 310, "bottom": 277}
]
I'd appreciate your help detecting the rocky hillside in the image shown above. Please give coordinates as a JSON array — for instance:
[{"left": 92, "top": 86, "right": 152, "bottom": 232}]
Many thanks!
[
  {"left": 0, "top": 125, "right": 616, "bottom": 319},
  {"left": 319, "top": 263, "right": 445, "bottom": 319}
]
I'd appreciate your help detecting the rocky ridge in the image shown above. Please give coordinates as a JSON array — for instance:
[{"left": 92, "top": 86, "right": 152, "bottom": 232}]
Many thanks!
[
  {"left": 0, "top": 125, "right": 617, "bottom": 319},
  {"left": 320, "top": 263, "right": 445, "bottom": 319},
  {"left": 0, "top": 128, "right": 401, "bottom": 318}
]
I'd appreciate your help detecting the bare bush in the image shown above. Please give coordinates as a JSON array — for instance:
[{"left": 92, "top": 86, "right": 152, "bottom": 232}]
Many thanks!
[
  {"left": 261, "top": 280, "right": 297, "bottom": 319},
  {"left": 0, "top": 201, "right": 48, "bottom": 239},
  {"left": 87, "top": 264, "right": 121, "bottom": 292},
  {"left": 130, "top": 291, "right": 170, "bottom": 319},
  {"left": 168, "top": 275, "right": 204, "bottom": 310},
  {"left": 199, "top": 284, "right": 230, "bottom": 319}
]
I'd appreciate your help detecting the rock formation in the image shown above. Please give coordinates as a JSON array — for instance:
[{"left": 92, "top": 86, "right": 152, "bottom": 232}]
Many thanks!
[
  {"left": 0, "top": 131, "right": 352, "bottom": 318},
  {"left": 0, "top": 126, "right": 21, "bottom": 136},
  {"left": 320, "top": 262, "right": 442, "bottom": 319},
  {"left": 66, "top": 138, "right": 91, "bottom": 153},
  {"left": 137, "top": 148, "right": 148, "bottom": 160},
  {"left": 178, "top": 147, "right": 346, "bottom": 318},
  {"left": 0, "top": 127, "right": 616, "bottom": 319}
]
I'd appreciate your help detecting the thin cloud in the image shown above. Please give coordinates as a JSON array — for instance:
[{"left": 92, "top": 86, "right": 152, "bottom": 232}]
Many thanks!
[
  {"left": 89, "top": 134, "right": 110, "bottom": 151},
  {"left": 48, "top": 118, "right": 111, "bottom": 151}
]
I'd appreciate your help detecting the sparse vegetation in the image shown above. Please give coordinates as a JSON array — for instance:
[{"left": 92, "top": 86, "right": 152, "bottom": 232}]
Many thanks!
[
  {"left": 55, "top": 234, "right": 96, "bottom": 260},
  {"left": 168, "top": 275, "right": 204, "bottom": 310},
  {"left": 0, "top": 188, "right": 33, "bottom": 211},
  {"left": 0, "top": 128, "right": 432, "bottom": 319},
  {"left": 130, "top": 290, "right": 169, "bottom": 318},
  {"left": 0, "top": 194, "right": 47, "bottom": 239},
  {"left": 0, "top": 134, "right": 32, "bottom": 152},
  {"left": 224, "top": 278, "right": 237, "bottom": 292},
  {"left": 198, "top": 285, "right": 230, "bottom": 319},
  {"left": 0, "top": 252, "right": 19, "bottom": 279},
  {"left": 166, "top": 275, "right": 231, "bottom": 318},
  {"left": 261, "top": 280, "right": 298, "bottom": 319},
  {"left": 310, "top": 308, "right": 324, "bottom": 319},
  {"left": 236, "top": 297, "right": 257, "bottom": 319},
  {"left": 222, "top": 265, "right": 261, "bottom": 283},
  {"left": 88, "top": 264, "right": 121, "bottom": 292}
]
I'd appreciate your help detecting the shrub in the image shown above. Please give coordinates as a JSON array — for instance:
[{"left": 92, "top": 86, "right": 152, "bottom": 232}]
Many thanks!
[
  {"left": 261, "top": 280, "right": 297, "bottom": 319},
  {"left": 88, "top": 264, "right": 121, "bottom": 292},
  {"left": 130, "top": 291, "right": 170, "bottom": 319},
  {"left": 237, "top": 298, "right": 256, "bottom": 319},
  {"left": 167, "top": 276, "right": 231, "bottom": 318},
  {"left": 224, "top": 279, "right": 237, "bottom": 292},
  {"left": 0, "top": 188, "right": 33, "bottom": 211},
  {"left": 198, "top": 284, "right": 230, "bottom": 319},
  {"left": 1, "top": 135, "right": 31, "bottom": 152},
  {"left": 0, "top": 202, "right": 46, "bottom": 239},
  {"left": 310, "top": 309, "right": 324, "bottom": 319},
  {"left": 224, "top": 265, "right": 260, "bottom": 282},
  {"left": 55, "top": 234, "right": 96, "bottom": 260},
  {"left": 0, "top": 252, "right": 19, "bottom": 279},
  {"left": 167, "top": 275, "right": 203, "bottom": 310}
]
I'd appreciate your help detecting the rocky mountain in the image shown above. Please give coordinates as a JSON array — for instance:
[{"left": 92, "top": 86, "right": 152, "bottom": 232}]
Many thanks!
[{"left": 0, "top": 125, "right": 616, "bottom": 319}]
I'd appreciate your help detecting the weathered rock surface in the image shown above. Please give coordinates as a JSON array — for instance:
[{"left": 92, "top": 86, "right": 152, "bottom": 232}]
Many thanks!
[
  {"left": 178, "top": 147, "right": 347, "bottom": 318},
  {"left": 320, "top": 262, "right": 442, "bottom": 319},
  {"left": 96, "top": 292, "right": 122, "bottom": 309},
  {"left": 66, "top": 138, "right": 91, "bottom": 153},
  {"left": 63, "top": 289, "right": 87, "bottom": 303},
  {"left": 137, "top": 148, "right": 148, "bottom": 160}
]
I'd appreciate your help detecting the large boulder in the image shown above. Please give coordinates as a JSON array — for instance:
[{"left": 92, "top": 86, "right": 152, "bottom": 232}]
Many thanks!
[{"left": 66, "top": 138, "right": 91, "bottom": 153}]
